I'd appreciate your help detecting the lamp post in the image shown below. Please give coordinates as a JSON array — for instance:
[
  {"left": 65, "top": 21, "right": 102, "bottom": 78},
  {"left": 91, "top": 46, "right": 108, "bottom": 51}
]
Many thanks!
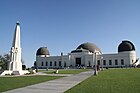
[
  {"left": 94, "top": 52, "right": 98, "bottom": 76},
  {"left": 101, "top": 57, "right": 103, "bottom": 71}
]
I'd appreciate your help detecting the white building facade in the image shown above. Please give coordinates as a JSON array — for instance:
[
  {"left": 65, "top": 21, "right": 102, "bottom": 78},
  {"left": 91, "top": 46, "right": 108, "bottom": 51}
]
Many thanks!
[{"left": 35, "top": 41, "right": 139, "bottom": 69}]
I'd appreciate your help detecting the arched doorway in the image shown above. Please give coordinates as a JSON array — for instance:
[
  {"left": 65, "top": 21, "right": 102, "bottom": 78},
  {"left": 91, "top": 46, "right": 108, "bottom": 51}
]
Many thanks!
[{"left": 76, "top": 57, "right": 81, "bottom": 66}]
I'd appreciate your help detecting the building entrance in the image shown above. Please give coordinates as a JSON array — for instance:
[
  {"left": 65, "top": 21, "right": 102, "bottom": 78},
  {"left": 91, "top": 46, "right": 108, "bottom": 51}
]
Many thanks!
[{"left": 76, "top": 57, "right": 81, "bottom": 66}]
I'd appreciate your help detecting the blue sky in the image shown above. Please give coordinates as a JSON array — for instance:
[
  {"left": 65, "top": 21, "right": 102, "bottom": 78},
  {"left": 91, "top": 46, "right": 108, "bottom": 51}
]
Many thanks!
[{"left": 0, "top": 0, "right": 140, "bottom": 67}]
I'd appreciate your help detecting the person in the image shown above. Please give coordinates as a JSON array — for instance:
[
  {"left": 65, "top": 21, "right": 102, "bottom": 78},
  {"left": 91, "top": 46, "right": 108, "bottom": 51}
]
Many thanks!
[
  {"left": 55, "top": 69, "right": 59, "bottom": 74},
  {"left": 46, "top": 68, "right": 48, "bottom": 71}
]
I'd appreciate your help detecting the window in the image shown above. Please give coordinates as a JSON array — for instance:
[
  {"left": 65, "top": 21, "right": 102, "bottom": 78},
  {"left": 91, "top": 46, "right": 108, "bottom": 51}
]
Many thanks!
[
  {"left": 41, "top": 62, "right": 44, "bottom": 66},
  {"left": 88, "top": 61, "right": 91, "bottom": 67},
  {"left": 115, "top": 59, "right": 118, "bottom": 65},
  {"left": 132, "top": 60, "right": 134, "bottom": 63},
  {"left": 59, "top": 61, "right": 61, "bottom": 66},
  {"left": 121, "top": 59, "right": 124, "bottom": 65},
  {"left": 97, "top": 60, "right": 100, "bottom": 65},
  {"left": 46, "top": 61, "right": 48, "bottom": 66},
  {"left": 54, "top": 61, "right": 57, "bottom": 66},
  {"left": 64, "top": 62, "right": 66, "bottom": 67},
  {"left": 50, "top": 61, "right": 52, "bottom": 66},
  {"left": 109, "top": 60, "right": 112, "bottom": 65},
  {"left": 103, "top": 60, "right": 106, "bottom": 65}
]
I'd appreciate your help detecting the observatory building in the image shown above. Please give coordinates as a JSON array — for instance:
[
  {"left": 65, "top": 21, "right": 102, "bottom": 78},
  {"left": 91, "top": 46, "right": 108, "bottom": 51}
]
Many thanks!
[{"left": 35, "top": 41, "right": 139, "bottom": 69}]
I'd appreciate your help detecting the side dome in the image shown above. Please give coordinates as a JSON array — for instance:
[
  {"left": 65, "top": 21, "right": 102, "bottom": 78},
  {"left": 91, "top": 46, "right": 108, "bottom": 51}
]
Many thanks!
[
  {"left": 118, "top": 40, "right": 135, "bottom": 52},
  {"left": 36, "top": 47, "right": 50, "bottom": 55},
  {"left": 77, "top": 42, "right": 101, "bottom": 53}
]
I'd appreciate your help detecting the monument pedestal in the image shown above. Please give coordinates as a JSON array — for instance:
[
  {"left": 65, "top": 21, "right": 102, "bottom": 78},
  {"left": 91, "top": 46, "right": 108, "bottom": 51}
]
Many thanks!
[
  {"left": 1, "top": 70, "right": 12, "bottom": 75},
  {"left": 1, "top": 70, "right": 30, "bottom": 75},
  {"left": 12, "top": 71, "right": 22, "bottom": 75}
]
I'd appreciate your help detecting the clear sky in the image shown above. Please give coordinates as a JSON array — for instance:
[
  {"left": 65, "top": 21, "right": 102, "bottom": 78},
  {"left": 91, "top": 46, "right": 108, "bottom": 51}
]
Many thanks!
[{"left": 0, "top": 0, "right": 140, "bottom": 67}]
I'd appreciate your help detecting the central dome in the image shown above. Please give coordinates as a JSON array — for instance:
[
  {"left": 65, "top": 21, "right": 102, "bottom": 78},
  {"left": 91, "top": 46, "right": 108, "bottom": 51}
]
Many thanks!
[
  {"left": 77, "top": 42, "right": 101, "bottom": 53},
  {"left": 36, "top": 47, "right": 50, "bottom": 55}
]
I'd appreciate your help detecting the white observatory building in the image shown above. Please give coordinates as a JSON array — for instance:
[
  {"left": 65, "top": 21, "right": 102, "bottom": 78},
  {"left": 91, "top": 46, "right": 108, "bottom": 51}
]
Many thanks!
[{"left": 35, "top": 41, "right": 139, "bottom": 69}]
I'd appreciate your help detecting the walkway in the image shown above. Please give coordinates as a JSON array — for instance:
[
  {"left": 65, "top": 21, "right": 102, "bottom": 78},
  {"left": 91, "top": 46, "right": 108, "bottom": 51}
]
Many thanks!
[{"left": 3, "top": 70, "right": 93, "bottom": 93}]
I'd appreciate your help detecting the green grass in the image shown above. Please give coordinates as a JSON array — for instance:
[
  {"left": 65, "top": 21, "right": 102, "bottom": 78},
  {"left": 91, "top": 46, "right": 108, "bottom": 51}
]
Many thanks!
[
  {"left": 43, "top": 69, "right": 90, "bottom": 74},
  {"left": 0, "top": 75, "right": 62, "bottom": 92},
  {"left": 65, "top": 68, "right": 140, "bottom": 93}
]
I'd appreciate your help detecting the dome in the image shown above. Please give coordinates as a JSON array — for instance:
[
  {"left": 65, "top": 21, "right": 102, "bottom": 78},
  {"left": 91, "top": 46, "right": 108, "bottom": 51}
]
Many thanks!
[
  {"left": 76, "top": 42, "right": 101, "bottom": 53},
  {"left": 118, "top": 40, "right": 135, "bottom": 52},
  {"left": 71, "top": 49, "right": 89, "bottom": 53},
  {"left": 36, "top": 47, "right": 50, "bottom": 55}
]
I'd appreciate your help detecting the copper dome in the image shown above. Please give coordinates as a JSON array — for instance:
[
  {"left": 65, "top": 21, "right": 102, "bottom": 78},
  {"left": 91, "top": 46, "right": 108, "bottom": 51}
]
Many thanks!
[
  {"left": 118, "top": 40, "right": 135, "bottom": 52},
  {"left": 77, "top": 42, "right": 101, "bottom": 53},
  {"left": 36, "top": 47, "right": 50, "bottom": 55}
]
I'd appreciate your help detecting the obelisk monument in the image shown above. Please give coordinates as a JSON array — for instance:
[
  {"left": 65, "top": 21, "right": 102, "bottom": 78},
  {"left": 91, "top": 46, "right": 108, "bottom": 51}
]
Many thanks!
[
  {"left": 1, "top": 22, "right": 29, "bottom": 75},
  {"left": 9, "top": 22, "right": 22, "bottom": 74}
]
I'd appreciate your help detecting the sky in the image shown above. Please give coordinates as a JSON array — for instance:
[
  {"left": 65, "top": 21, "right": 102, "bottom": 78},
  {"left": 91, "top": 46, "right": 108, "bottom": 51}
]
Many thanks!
[{"left": 0, "top": 0, "right": 140, "bottom": 67}]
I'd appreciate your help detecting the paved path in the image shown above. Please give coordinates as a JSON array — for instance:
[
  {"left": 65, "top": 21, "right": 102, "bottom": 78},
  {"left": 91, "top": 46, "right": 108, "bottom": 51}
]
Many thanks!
[
  {"left": 3, "top": 70, "right": 93, "bottom": 93},
  {"left": 34, "top": 72, "right": 73, "bottom": 77}
]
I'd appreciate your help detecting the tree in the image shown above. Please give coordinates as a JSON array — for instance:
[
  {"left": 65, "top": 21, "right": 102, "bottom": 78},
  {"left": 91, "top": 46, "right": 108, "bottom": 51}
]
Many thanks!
[
  {"left": 34, "top": 61, "right": 37, "bottom": 66},
  {"left": 22, "top": 65, "right": 26, "bottom": 70},
  {"left": 0, "top": 54, "right": 10, "bottom": 70},
  {"left": 0, "top": 53, "right": 26, "bottom": 70}
]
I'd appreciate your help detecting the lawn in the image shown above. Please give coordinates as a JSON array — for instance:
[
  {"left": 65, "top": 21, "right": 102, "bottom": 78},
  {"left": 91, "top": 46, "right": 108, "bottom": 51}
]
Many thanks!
[
  {"left": 43, "top": 69, "right": 90, "bottom": 74},
  {"left": 0, "top": 75, "right": 62, "bottom": 92},
  {"left": 65, "top": 68, "right": 140, "bottom": 93}
]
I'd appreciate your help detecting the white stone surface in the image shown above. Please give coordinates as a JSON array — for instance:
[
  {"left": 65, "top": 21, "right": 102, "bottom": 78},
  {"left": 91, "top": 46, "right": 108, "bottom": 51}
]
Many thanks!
[
  {"left": 1, "top": 22, "right": 29, "bottom": 76},
  {"left": 36, "top": 48, "right": 139, "bottom": 68},
  {"left": 9, "top": 22, "right": 22, "bottom": 72}
]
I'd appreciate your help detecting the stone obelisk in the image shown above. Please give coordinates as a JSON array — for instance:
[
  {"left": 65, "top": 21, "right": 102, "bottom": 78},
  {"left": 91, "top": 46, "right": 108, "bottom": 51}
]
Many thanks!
[
  {"left": 9, "top": 22, "right": 22, "bottom": 74},
  {"left": 1, "top": 22, "right": 29, "bottom": 75}
]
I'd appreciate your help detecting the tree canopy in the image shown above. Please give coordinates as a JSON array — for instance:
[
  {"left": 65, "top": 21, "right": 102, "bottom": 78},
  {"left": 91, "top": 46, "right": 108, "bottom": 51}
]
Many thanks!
[{"left": 0, "top": 54, "right": 10, "bottom": 70}]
